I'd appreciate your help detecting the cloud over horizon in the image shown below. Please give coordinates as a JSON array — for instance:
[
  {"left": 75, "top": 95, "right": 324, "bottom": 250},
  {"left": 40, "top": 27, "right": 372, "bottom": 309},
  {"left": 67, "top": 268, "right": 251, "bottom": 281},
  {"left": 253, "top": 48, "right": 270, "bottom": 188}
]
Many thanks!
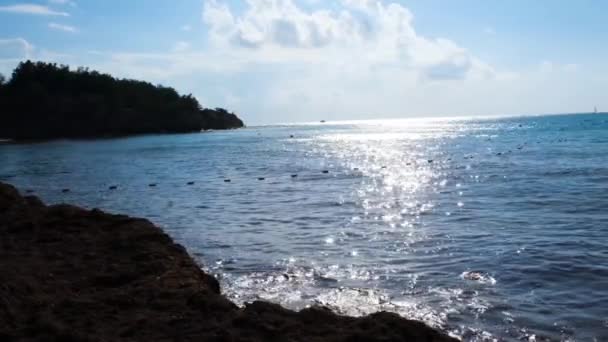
[
  {"left": 0, "top": 0, "right": 605, "bottom": 124},
  {"left": 0, "top": 3, "right": 69, "bottom": 16}
]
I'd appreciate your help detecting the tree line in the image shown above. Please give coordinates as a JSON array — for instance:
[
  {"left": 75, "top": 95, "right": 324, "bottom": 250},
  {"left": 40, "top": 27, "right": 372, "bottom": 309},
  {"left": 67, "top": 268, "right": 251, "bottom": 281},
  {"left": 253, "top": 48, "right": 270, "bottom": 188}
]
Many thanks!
[{"left": 0, "top": 61, "right": 244, "bottom": 140}]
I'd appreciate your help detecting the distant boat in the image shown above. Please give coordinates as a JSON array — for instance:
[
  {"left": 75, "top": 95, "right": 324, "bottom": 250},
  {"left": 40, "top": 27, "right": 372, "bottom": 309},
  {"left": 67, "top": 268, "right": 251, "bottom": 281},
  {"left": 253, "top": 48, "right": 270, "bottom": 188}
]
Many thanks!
[
  {"left": 320, "top": 120, "right": 326, "bottom": 123},
  {"left": 594, "top": 106, "right": 598, "bottom": 114}
]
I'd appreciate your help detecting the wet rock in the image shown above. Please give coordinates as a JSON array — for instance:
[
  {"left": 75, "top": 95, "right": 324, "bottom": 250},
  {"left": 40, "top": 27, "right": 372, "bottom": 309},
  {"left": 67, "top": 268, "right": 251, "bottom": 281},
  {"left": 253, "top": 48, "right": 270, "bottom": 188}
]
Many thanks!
[{"left": 0, "top": 181, "right": 457, "bottom": 342}]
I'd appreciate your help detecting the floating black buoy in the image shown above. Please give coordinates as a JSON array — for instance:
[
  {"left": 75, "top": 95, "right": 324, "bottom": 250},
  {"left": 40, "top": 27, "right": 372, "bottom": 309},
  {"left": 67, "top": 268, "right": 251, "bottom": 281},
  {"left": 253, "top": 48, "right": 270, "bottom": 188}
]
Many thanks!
[
  {"left": 496, "top": 152, "right": 502, "bottom": 156},
  {"left": 291, "top": 174, "right": 298, "bottom": 178},
  {"left": 381, "top": 166, "right": 387, "bottom": 169},
  {"left": 353, "top": 168, "right": 359, "bottom": 171},
  {"left": 322, "top": 170, "right": 329, "bottom": 174},
  {"left": 428, "top": 160, "right": 433, "bottom": 163},
  {"left": 290, "top": 135, "right": 294, "bottom": 138},
  {"left": 149, "top": 183, "right": 157, "bottom": 187},
  {"left": 61, "top": 188, "right": 70, "bottom": 193},
  {"left": 109, "top": 185, "right": 117, "bottom": 190},
  {"left": 187, "top": 181, "right": 195, "bottom": 185},
  {"left": 258, "top": 177, "right": 265, "bottom": 181},
  {"left": 224, "top": 179, "right": 231, "bottom": 183}
]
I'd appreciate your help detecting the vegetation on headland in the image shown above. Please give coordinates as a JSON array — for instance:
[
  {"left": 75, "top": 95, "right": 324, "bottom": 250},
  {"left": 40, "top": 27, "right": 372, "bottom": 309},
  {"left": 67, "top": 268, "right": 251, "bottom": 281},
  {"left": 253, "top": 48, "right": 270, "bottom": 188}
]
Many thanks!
[{"left": 0, "top": 61, "right": 244, "bottom": 140}]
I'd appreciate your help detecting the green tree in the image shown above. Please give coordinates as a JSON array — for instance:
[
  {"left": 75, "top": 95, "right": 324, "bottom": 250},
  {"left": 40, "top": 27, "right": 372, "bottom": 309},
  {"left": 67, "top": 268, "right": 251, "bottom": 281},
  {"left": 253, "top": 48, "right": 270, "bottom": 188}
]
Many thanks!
[{"left": 0, "top": 61, "right": 244, "bottom": 140}]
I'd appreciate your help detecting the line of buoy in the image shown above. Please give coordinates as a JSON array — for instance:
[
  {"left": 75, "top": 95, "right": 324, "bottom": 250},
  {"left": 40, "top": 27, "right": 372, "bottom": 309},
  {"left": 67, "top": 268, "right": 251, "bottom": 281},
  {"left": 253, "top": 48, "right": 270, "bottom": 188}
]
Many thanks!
[{"left": 54, "top": 149, "right": 537, "bottom": 193}]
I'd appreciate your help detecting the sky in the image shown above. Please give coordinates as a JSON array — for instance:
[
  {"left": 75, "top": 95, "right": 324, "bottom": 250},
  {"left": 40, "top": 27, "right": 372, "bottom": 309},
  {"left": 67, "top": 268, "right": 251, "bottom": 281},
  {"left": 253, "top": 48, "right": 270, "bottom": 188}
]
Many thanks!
[{"left": 0, "top": 0, "right": 607, "bottom": 125}]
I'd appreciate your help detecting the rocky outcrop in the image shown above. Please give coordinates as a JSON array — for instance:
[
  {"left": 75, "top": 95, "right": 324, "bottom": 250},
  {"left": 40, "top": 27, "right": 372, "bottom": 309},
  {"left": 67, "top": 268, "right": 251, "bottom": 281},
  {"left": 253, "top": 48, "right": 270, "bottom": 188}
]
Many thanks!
[{"left": 0, "top": 182, "right": 456, "bottom": 341}]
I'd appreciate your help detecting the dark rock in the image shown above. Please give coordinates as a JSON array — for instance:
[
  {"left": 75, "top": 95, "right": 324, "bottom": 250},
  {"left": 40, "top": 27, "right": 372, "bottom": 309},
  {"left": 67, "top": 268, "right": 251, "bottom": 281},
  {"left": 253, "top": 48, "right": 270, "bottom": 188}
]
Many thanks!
[{"left": 0, "top": 181, "right": 457, "bottom": 342}]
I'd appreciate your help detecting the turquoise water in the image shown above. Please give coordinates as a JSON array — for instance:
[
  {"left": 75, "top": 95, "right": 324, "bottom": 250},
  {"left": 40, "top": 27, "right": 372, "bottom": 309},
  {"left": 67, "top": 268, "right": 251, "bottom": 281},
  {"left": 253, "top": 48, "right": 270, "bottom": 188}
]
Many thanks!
[{"left": 1, "top": 113, "right": 607, "bottom": 341}]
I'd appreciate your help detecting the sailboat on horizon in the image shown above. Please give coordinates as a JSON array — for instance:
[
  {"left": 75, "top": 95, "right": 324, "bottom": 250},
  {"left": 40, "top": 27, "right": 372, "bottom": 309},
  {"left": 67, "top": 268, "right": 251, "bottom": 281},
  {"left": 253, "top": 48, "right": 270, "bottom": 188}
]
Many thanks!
[{"left": 594, "top": 106, "right": 598, "bottom": 114}]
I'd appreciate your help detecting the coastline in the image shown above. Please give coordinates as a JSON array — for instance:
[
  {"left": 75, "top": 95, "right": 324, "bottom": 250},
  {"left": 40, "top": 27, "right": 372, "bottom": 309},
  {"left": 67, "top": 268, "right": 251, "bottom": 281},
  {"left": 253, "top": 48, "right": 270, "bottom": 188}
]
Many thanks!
[{"left": 0, "top": 181, "right": 456, "bottom": 341}]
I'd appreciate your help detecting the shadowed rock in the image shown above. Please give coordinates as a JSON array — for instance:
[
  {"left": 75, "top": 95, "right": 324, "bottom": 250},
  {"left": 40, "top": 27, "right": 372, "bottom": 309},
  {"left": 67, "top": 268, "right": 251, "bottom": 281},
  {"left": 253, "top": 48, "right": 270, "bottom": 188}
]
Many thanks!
[{"left": 0, "top": 181, "right": 457, "bottom": 342}]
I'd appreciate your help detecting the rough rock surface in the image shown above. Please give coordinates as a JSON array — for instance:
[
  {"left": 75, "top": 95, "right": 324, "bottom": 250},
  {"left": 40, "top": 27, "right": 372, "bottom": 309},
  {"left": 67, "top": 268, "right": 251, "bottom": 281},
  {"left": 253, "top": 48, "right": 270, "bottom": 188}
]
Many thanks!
[{"left": 0, "top": 182, "right": 457, "bottom": 342}]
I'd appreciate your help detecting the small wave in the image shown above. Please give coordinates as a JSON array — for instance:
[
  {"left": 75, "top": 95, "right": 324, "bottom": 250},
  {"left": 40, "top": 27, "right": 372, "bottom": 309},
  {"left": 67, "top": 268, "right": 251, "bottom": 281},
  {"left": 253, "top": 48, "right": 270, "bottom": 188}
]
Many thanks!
[{"left": 460, "top": 271, "right": 497, "bottom": 285}]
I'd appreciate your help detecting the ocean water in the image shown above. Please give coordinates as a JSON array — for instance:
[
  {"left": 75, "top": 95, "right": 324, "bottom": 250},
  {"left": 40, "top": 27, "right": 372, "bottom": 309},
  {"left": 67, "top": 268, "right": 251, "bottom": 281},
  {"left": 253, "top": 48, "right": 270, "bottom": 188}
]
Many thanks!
[{"left": 1, "top": 113, "right": 607, "bottom": 341}]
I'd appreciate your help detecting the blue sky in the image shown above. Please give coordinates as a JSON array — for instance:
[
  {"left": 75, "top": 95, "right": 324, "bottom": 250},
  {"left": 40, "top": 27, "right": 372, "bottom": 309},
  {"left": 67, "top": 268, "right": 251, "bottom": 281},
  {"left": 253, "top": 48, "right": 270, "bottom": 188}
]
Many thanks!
[{"left": 1, "top": 0, "right": 607, "bottom": 124}]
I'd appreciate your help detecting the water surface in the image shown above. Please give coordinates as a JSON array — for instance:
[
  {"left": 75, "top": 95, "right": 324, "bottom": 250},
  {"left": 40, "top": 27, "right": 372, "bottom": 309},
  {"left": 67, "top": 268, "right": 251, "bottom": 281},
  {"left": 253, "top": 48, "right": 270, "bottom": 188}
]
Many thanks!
[{"left": 1, "top": 113, "right": 607, "bottom": 341}]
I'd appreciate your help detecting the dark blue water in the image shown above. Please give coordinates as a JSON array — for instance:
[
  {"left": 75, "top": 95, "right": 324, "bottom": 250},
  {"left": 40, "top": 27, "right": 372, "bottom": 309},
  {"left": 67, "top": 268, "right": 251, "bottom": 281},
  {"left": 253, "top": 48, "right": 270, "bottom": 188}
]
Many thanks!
[{"left": 1, "top": 113, "right": 607, "bottom": 341}]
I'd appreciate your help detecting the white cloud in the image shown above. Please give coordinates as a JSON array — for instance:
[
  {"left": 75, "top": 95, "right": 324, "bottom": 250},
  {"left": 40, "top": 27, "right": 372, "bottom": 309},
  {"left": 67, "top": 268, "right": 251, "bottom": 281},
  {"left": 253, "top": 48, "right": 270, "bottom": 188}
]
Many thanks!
[
  {"left": 483, "top": 27, "right": 495, "bottom": 35},
  {"left": 0, "top": 38, "right": 35, "bottom": 77},
  {"left": 2, "top": 1, "right": 603, "bottom": 124},
  {"left": 201, "top": 0, "right": 493, "bottom": 81},
  {"left": 48, "top": 22, "right": 78, "bottom": 33},
  {"left": 0, "top": 38, "right": 34, "bottom": 59},
  {"left": 172, "top": 41, "right": 191, "bottom": 52},
  {"left": 49, "top": 0, "right": 76, "bottom": 5},
  {"left": 0, "top": 3, "right": 69, "bottom": 16}
]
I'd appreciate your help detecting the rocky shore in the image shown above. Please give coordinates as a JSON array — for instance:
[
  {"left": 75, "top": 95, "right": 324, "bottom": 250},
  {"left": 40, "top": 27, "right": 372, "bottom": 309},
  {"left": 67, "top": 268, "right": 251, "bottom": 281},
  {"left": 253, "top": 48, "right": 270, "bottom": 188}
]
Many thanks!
[{"left": 0, "top": 182, "right": 456, "bottom": 341}]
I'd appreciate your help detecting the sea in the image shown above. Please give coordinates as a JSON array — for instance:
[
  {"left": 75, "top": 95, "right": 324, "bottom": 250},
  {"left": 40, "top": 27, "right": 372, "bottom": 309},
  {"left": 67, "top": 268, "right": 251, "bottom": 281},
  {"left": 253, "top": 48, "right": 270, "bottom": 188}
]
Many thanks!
[{"left": 1, "top": 113, "right": 607, "bottom": 341}]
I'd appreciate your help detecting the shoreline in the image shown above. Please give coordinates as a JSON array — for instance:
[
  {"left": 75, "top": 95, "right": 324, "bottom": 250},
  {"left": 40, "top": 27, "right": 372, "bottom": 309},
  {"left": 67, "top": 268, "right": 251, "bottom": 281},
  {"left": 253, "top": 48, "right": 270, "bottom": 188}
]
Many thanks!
[{"left": 0, "top": 181, "right": 456, "bottom": 341}]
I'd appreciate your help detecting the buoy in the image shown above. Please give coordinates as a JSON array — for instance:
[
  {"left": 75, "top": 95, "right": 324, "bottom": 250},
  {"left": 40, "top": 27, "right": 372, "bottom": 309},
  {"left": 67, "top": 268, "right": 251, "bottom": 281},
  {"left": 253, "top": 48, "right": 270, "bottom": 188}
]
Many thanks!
[
  {"left": 353, "top": 168, "right": 359, "bottom": 171},
  {"left": 61, "top": 188, "right": 70, "bottom": 193},
  {"left": 496, "top": 152, "right": 502, "bottom": 156},
  {"left": 224, "top": 179, "right": 231, "bottom": 183},
  {"left": 258, "top": 177, "right": 265, "bottom": 181},
  {"left": 25, "top": 189, "right": 34, "bottom": 194},
  {"left": 187, "top": 181, "right": 195, "bottom": 185},
  {"left": 291, "top": 174, "right": 298, "bottom": 178},
  {"left": 322, "top": 170, "right": 329, "bottom": 174},
  {"left": 149, "top": 183, "right": 157, "bottom": 187},
  {"left": 109, "top": 186, "right": 117, "bottom": 190},
  {"left": 289, "top": 135, "right": 294, "bottom": 138},
  {"left": 381, "top": 166, "right": 387, "bottom": 169},
  {"left": 427, "top": 160, "right": 433, "bottom": 163}
]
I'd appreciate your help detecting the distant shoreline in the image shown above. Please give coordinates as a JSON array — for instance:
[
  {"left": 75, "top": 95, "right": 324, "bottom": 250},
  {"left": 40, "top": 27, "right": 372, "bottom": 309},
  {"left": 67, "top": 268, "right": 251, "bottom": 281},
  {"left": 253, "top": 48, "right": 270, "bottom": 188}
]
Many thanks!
[
  {"left": 0, "top": 127, "right": 243, "bottom": 145},
  {"left": 0, "top": 61, "right": 245, "bottom": 141}
]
